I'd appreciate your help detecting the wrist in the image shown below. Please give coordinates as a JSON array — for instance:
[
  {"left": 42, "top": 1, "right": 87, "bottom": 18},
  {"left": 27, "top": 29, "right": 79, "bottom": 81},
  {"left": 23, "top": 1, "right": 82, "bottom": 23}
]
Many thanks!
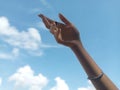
[{"left": 70, "top": 40, "right": 83, "bottom": 49}]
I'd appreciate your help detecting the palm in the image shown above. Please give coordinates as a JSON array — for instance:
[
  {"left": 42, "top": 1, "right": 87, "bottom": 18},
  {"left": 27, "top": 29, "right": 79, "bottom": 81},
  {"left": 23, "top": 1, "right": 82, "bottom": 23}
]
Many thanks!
[{"left": 57, "top": 23, "right": 79, "bottom": 41}]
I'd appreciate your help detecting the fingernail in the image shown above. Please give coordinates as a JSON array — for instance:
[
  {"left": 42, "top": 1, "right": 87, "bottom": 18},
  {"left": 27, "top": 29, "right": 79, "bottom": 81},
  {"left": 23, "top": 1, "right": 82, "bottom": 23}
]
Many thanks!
[
  {"left": 59, "top": 13, "right": 63, "bottom": 17},
  {"left": 38, "top": 14, "right": 44, "bottom": 18},
  {"left": 59, "top": 13, "right": 61, "bottom": 17}
]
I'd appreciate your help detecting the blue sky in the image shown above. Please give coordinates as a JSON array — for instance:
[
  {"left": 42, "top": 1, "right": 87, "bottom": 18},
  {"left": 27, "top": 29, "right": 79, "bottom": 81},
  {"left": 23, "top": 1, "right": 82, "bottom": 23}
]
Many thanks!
[{"left": 0, "top": 0, "right": 120, "bottom": 90}]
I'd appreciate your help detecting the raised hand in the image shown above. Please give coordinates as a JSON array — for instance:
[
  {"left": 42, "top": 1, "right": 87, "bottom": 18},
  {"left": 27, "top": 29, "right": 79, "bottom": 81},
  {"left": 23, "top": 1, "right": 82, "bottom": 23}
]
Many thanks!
[{"left": 38, "top": 13, "right": 80, "bottom": 47}]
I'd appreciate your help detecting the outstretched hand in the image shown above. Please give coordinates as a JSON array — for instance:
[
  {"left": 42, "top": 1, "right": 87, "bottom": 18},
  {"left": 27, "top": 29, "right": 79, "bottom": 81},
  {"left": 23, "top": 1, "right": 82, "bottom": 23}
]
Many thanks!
[{"left": 38, "top": 13, "right": 80, "bottom": 47}]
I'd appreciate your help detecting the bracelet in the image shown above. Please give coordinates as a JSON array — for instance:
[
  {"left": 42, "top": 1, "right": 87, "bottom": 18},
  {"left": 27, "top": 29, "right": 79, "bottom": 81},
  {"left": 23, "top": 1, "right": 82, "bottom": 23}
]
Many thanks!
[{"left": 88, "top": 72, "right": 104, "bottom": 80}]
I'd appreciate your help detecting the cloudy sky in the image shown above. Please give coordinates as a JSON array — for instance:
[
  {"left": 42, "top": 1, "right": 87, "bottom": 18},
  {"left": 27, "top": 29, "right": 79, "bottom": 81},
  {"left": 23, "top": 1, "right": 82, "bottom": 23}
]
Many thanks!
[{"left": 0, "top": 0, "right": 120, "bottom": 90}]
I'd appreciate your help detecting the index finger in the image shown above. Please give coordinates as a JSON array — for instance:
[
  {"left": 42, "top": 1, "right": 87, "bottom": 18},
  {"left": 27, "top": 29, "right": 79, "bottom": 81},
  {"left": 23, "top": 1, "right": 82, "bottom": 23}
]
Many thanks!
[{"left": 39, "top": 14, "right": 51, "bottom": 29}]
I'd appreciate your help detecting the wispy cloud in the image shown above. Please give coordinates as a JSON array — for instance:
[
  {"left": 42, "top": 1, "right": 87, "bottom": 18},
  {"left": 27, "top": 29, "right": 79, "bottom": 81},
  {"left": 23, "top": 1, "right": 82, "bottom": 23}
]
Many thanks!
[
  {"left": 30, "top": 8, "right": 42, "bottom": 14},
  {"left": 0, "top": 77, "right": 2, "bottom": 86},
  {"left": 40, "top": 0, "right": 51, "bottom": 9},
  {"left": 0, "top": 48, "right": 19, "bottom": 60},
  {"left": 30, "top": 0, "right": 53, "bottom": 14},
  {"left": 9, "top": 65, "right": 48, "bottom": 90}
]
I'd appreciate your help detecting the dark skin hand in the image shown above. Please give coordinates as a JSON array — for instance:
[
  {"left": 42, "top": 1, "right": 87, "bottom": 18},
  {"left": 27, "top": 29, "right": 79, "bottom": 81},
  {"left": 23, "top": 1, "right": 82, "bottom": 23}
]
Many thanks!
[
  {"left": 38, "top": 13, "right": 118, "bottom": 90},
  {"left": 38, "top": 13, "right": 80, "bottom": 47}
]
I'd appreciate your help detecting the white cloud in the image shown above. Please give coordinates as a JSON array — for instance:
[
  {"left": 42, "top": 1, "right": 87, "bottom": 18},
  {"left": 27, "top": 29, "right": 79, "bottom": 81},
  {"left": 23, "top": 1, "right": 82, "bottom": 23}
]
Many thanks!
[
  {"left": 0, "top": 16, "right": 43, "bottom": 56},
  {"left": 0, "top": 78, "right": 2, "bottom": 86},
  {"left": 0, "top": 16, "right": 41, "bottom": 51},
  {"left": 50, "top": 77, "right": 69, "bottom": 90},
  {"left": 0, "top": 16, "right": 58, "bottom": 57},
  {"left": 40, "top": 0, "right": 51, "bottom": 8},
  {"left": 0, "top": 48, "right": 19, "bottom": 59},
  {"left": 12, "top": 48, "right": 19, "bottom": 57},
  {"left": 77, "top": 81, "right": 95, "bottom": 90},
  {"left": 9, "top": 65, "right": 48, "bottom": 90},
  {"left": 5, "top": 64, "right": 96, "bottom": 90},
  {"left": 0, "top": 53, "right": 12, "bottom": 59}
]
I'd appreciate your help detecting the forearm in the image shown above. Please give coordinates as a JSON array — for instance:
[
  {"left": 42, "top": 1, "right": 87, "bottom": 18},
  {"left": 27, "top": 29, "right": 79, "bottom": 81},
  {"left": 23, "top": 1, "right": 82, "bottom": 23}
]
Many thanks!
[
  {"left": 70, "top": 40, "right": 118, "bottom": 90},
  {"left": 70, "top": 40, "right": 102, "bottom": 77}
]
